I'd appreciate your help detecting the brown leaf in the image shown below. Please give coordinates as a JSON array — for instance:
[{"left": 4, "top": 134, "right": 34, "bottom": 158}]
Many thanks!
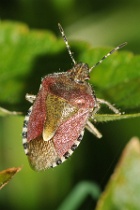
[{"left": 0, "top": 167, "right": 21, "bottom": 189}]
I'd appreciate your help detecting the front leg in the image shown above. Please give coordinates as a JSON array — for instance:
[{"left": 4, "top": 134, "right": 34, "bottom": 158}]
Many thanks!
[
  {"left": 87, "top": 98, "right": 121, "bottom": 138},
  {"left": 96, "top": 98, "right": 121, "bottom": 114},
  {"left": 92, "top": 98, "right": 121, "bottom": 119}
]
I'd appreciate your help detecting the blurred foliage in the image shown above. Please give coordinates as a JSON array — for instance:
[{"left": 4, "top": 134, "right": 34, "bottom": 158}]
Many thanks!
[
  {"left": 58, "top": 138, "right": 140, "bottom": 210},
  {"left": 0, "top": 0, "right": 140, "bottom": 210},
  {"left": 95, "top": 137, "right": 140, "bottom": 210},
  {"left": 58, "top": 181, "right": 101, "bottom": 210}
]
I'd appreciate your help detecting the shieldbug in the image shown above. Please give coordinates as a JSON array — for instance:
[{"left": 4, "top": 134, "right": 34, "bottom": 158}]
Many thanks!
[{"left": 22, "top": 23, "right": 127, "bottom": 171}]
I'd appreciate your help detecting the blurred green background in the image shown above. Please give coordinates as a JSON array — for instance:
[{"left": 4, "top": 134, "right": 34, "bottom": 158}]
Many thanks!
[{"left": 0, "top": 0, "right": 140, "bottom": 210}]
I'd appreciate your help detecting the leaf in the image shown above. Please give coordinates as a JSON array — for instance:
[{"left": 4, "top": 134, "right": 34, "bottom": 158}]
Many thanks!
[
  {"left": 0, "top": 21, "right": 63, "bottom": 111},
  {"left": 95, "top": 137, "right": 140, "bottom": 210},
  {"left": 0, "top": 20, "right": 139, "bottom": 116},
  {"left": 0, "top": 167, "right": 21, "bottom": 189},
  {"left": 87, "top": 49, "right": 140, "bottom": 111}
]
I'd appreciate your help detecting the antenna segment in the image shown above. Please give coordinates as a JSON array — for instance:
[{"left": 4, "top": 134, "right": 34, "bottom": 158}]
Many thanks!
[
  {"left": 58, "top": 23, "right": 127, "bottom": 72},
  {"left": 89, "top": 42, "right": 127, "bottom": 72},
  {"left": 58, "top": 23, "right": 76, "bottom": 65}
]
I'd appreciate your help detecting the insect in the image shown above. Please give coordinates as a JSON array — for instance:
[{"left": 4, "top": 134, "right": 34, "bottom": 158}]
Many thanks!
[{"left": 22, "top": 23, "right": 127, "bottom": 171}]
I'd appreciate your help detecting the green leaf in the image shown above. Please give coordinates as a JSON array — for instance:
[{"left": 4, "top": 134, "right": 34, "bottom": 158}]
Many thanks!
[
  {"left": 0, "top": 167, "right": 21, "bottom": 189},
  {"left": 0, "top": 20, "right": 139, "bottom": 116},
  {"left": 95, "top": 137, "right": 140, "bottom": 210},
  {"left": 0, "top": 21, "right": 63, "bottom": 111},
  {"left": 87, "top": 50, "right": 140, "bottom": 111}
]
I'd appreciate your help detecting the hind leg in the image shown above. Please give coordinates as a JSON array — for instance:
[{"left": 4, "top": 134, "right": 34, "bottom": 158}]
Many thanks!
[{"left": 86, "top": 120, "right": 102, "bottom": 138}]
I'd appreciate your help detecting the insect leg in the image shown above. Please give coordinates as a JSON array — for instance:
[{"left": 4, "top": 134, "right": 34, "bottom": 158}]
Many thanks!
[
  {"left": 86, "top": 120, "right": 102, "bottom": 138},
  {"left": 97, "top": 98, "right": 121, "bottom": 114}
]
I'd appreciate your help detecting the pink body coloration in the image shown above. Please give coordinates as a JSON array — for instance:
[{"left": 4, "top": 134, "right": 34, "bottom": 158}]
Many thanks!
[
  {"left": 27, "top": 77, "right": 55, "bottom": 141},
  {"left": 53, "top": 109, "right": 91, "bottom": 157}
]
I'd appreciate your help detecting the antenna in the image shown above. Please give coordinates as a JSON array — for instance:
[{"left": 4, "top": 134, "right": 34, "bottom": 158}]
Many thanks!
[
  {"left": 89, "top": 42, "right": 127, "bottom": 72},
  {"left": 58, "top": 23, "right": 76, "bottom": 65}
]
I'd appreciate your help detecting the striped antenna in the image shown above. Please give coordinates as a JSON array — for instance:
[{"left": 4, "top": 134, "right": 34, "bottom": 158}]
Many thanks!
[
  {"left": 89, "top": 42, "right": 127, "bottom": 72},
  {"left": 58, "top": 23, "right": 76, "bottom": 65}
]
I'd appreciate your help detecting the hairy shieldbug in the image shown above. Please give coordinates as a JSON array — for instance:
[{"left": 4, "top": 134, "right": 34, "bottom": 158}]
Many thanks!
[{"left": 22, "top": 23, "right": 127, "bottom": 171}]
